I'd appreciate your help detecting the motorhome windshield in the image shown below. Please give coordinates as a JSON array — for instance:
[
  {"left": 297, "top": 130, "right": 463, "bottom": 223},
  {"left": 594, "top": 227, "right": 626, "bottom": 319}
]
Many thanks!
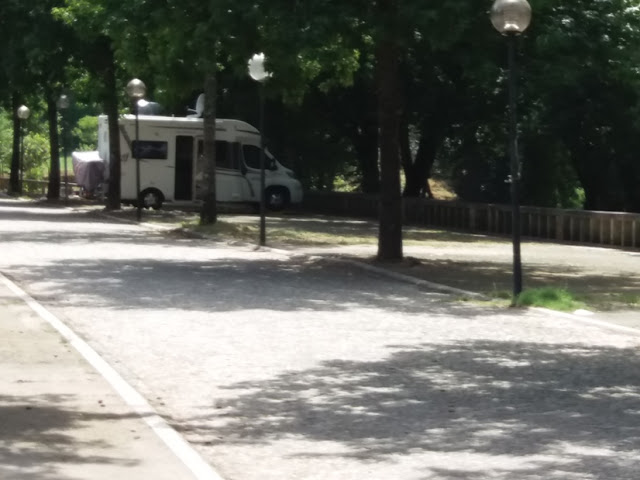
[{"left": 243, "top": 144, "right": 276, "bottom": 170}]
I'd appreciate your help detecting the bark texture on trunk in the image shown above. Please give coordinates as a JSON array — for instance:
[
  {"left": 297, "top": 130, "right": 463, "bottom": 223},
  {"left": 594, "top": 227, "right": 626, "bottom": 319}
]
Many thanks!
[
  {"left": 402, "top": 123, "right": 438, "bottom": 198},
  {"left": 9, "top": 93, "right": 21, "bottom": 195},
  {"left": 200, "top": 72, "right": 218, "bottom": 225},
  {"left": 47, "top": 94, "right": 61, "bottom": 200},
  {"left": 104, "top": 46, "right": 122, "bottom": 210},
  {"left": 376, "top": 0, "right": 403, "bottom": 261}
]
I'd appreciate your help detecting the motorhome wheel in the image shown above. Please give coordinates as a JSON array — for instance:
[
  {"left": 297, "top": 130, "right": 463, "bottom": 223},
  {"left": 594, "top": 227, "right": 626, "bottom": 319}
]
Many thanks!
[
  {"left": 140, "top": 188, "right": 164, "bottom": 210},
  {"left": 265, "top": 187, "right": 290, "bottom": 211}
]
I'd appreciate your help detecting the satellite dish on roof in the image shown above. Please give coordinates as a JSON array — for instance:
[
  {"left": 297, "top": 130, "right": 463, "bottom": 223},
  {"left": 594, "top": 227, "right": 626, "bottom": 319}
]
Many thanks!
[
  {"left": 187, "top": 93, "right": 205, "bottom": 118},
  {"left": 195, "top": 94, "right": 205, "bottom": 117}
]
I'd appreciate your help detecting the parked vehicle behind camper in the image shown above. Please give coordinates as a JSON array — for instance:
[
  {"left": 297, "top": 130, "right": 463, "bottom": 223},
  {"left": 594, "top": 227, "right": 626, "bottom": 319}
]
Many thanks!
[{"left": 92, "top": 115, "right": 303, "bottom": 210}]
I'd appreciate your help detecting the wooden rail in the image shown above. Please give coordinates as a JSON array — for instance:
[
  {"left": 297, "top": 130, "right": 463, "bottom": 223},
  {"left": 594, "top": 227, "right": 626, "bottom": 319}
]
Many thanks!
[
  {"left": 3, "top": 181, "right": 638, "bottom": 249},
  {"left": 0, "top": 178, "right": 79, "bottom": 196},
  {"left": 302, "top": 191, "right": 640, "bottom": 249}
]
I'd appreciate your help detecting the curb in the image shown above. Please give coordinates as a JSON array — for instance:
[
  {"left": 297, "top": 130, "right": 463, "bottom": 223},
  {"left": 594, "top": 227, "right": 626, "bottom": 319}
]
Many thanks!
[
  {"left": 172, "top": 224, "right": 488, "bottom": 298},
  {"left": 0, "top": 272, "right": 226, "bottom": 480},
  {"left": 94, "top": 211, "right": 640, "bottom": 336},
  {"left": 337, "top": 258, "right": 488, "bottom": 299},
  {"left": 532, "top": 306, "right": 640, "bottom": 336},
  {"left": 94, "top": 212, "right": 496, "bottom": 299},
  {"left": 179, "top": 227, "right": 488, "bottom": 299},
  {"left": 97, "top": 210, "right": 184, "bottom": 232}
]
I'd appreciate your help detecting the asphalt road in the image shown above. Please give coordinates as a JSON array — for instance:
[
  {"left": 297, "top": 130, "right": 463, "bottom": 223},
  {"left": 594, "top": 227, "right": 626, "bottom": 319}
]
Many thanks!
[{"left": 1, "top": 198, "right": 640, "bottom": 480}]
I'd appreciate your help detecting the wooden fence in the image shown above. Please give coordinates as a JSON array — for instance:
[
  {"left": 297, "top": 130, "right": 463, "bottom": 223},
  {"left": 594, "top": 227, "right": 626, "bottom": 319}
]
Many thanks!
[
  {"left": 0, "top": 178, "right": 77, "bottom": 197},
  {"left": 2, "top": 180, "right": 639, "bottom": 250},
  {"left": 302, "top": 191, "right": 640, "bottom": 249}
]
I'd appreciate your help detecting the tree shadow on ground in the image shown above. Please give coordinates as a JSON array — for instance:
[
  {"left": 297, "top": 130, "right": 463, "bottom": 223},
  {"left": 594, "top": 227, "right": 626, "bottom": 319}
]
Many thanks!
[
  {"left": 0, "top": 201, "right": 172, "bottom": 246},
  {"left": 176, "top": 340, "right": 640, "bottom": 479},
  {"left": 2, "top": 199, "right": 638, "bottom": 311},
  {"left": 4, "top": 256, "right": 491, "bottom": 316},
  {"left": 0, "top": 394, "right": 140, "bottom": 480},
  {"left": 7, "top": 250, "right": 640, "bottom": 316},
  {"left": 365, "top": 256, "right": 640, "bottom": 310},
  {"left": 265, "top": 214, "right": 500, "bottom": 245}
]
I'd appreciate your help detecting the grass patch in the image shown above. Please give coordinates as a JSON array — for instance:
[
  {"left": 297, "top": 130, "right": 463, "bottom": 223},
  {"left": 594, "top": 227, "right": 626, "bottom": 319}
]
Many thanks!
[
  {"left": 515, "top": 287, "right": 584, "bottom": 311},
  {"left": 613, "top": 292, "right": 640, "bottom": 307},
  {"left": 161, "top": 212, "right": 504, "bottom": 247},
  {"left": 183, "top": 220, "right": 258, "bottom": 241},
  {"left": 580, "top": 291, "right": 640, "bottom": 311},
  {"left": 185, "top": 219, "right": 378, "bottom": 245},
  {"left": 403, "top": 227, "right": 501, "bottom": 246},
  {"left": 268, "top": 229, "right": 375, "bottom": 245}
]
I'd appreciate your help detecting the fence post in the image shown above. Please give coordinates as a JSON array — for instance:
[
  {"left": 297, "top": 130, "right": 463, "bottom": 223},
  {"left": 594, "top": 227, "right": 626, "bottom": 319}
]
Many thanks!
[
  {"left": 302, "top": 191, "right": 640, "bottom": 250},
  {"left": 556, "top": 214, "right": 564, "bottom": 242},
  {"left": 469, "top": 205, "right": 477, "bottom": 231}
]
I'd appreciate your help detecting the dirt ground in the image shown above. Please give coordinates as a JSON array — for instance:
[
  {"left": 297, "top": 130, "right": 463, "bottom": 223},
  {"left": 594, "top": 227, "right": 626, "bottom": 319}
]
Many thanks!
[
  {"left": 283, "top": 234, "right": 640, "bottom": 311},
  {"left": 169, "top": 211, "right": 636, "bottom": 311},
  {"left": 42, "top": 199, "right": 640, "bottom": 312}
]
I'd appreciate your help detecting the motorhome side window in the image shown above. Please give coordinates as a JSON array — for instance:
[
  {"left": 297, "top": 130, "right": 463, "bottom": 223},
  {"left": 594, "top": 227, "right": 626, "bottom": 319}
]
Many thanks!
[
  {"left": 132, "top": 140, "right": 168, "bottom": 160},
  {"left": 243, "top": 145, "right": 276, "bottom": 170},
  {"left": 196, "top": 140, "right": 239, "bottom": 170}
]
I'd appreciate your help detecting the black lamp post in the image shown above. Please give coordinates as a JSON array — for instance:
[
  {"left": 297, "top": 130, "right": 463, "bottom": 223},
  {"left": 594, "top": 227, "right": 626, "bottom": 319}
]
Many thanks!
[
  {"left": 57, "top": 94, "right": 70, "bottom": 203},
  {"left": 490, "top": 0, "right": 531, "bottom": 301},
  {"left": 248, "top": 53, "right": 270, "bottom": 247},
  {"left": 126, "top": 78, "right": 146, "bottom": 222},
  {"left": 17, "top": 105, "right": 30, "bottom": 195}
]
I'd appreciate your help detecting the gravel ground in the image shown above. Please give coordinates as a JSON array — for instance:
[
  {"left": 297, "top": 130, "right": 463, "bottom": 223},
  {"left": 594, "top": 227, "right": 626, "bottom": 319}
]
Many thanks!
[
  {"left": 137, "top": 208, "right": 640, "bottom": 313},
  {"left": 2, "top": 199, "right": 640, "bottom": 479}
]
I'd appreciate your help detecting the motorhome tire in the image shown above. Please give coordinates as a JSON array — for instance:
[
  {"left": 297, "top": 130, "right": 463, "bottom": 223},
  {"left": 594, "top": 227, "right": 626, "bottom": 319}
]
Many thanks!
[
  {"left": 140, "top": 188, "right": 164, "bottom": 210},
  {"left": 265, "top": 187, "right": 290, "bottom": 211}
]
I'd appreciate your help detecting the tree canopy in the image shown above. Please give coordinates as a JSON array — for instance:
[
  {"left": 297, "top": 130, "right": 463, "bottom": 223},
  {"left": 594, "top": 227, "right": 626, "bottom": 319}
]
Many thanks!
[{"left": 4, "top": 0, "right": 640, "bottom": 255}]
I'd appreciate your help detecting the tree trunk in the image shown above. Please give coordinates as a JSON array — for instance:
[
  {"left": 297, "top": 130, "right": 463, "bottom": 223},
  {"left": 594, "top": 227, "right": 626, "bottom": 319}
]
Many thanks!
[
  {"left": 402, "top": 124, "right": 439, "bottom": 198},
  {"left": 376, "top": 0, "right": 403, "bottom": 261},
  {"left": 353, "top": 121, "right": 380, "bottom": 194},
  {"left": 104, "top": 46, "right": 122, "bottom": 210},
  {"left": 47, "top": 93, "right": 61, "bottom": 200},
  {"left": 569, "top": 145, "right": 606, "bottom": 211},
  {"left": 9, "top": 93, "right": 21, "bottom": 195},
  {"left": 352, "top": 81, "right": 380, "bottom": 194},
  {"left": 200, "top": 72, "right": 218, "bottom": 225}
]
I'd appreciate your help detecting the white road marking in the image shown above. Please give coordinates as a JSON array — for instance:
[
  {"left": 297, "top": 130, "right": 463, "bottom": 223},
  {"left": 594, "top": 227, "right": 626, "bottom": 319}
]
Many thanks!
[
  {"left": 534, "top": 306, "right": 640, "bottom": 336},
  {"left": 0, "top": 272, "right": 226, "bottom": 480}
]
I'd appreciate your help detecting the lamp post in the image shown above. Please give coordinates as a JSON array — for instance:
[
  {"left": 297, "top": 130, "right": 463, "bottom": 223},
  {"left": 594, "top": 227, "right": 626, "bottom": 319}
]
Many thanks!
[
  {"left": 248, "top": 53, "right": 270, "bottom": 247},
  {"left": 17, "top": 105, "right": 30, "bottom": 195},
  {"left": 57, "top": 94, "right": 70, "bottom": 203},
  {"left": 490, "top": 0, "right": 531, "bottom": 302},
  {"left": 126, "top": 78, "right": 146, "bottom": 221}
]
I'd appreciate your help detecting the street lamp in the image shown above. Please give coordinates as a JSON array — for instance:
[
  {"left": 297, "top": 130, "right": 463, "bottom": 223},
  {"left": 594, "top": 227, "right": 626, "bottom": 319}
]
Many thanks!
[
  {"left": 490, "top": 0, "right": 531, "bottom": 302},
  {"left": 248, "top": 53, "right": 270, "bottom": 247},
  {"left": 17, "top": 105, "right": 30, "bottom": 195},
  {"left": 57, "top": 94, "right": 70, "bottom": 203},
  {"left": 126, "top": 78, "right": 146, "bottom": 221}
]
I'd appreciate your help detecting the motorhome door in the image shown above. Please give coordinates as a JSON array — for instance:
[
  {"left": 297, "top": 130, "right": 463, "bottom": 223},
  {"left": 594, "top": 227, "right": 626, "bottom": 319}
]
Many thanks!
[
  {"left": 175, "top": 135, "right": 194, "bottom": 200},
  {"left": 195, "top": 139, "right": 252, "bottom": 202},
  {"left": 239, "top": 139, "right": 275, "bottom": 202}
]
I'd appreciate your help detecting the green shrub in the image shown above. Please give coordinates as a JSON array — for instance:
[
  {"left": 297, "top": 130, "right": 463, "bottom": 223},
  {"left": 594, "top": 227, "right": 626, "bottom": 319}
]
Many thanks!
[
  {"left": 72, "top": 115, "right": 98, "bottom": 151},
  {"left": 0, "top": 113, "right": 13, "bottom": 177},
  {"left": 516, "top": 287, "right": 583, "bottom": 312},
  {"left": 24, "top": 133, "right": 51, "bottom": 178}
]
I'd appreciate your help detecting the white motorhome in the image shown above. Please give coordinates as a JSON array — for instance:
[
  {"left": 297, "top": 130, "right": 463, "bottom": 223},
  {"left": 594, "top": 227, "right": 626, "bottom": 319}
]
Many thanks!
[{"left": 96, "top": 114, "right": 303, "bottom": 210}]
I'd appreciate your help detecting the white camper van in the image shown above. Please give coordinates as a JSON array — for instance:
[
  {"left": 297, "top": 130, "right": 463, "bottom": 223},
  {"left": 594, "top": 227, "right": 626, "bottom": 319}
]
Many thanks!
[{"left": 96, "top": 115, "right": 303, "bottom": 210}]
